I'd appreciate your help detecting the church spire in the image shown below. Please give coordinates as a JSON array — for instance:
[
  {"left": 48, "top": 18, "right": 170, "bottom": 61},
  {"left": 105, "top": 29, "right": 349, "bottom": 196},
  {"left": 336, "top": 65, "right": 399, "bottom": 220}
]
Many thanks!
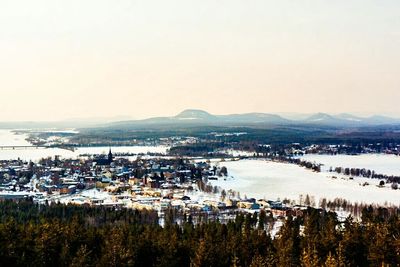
[{"left": 108, "top": 147, "right": 113, "bottom": 163}]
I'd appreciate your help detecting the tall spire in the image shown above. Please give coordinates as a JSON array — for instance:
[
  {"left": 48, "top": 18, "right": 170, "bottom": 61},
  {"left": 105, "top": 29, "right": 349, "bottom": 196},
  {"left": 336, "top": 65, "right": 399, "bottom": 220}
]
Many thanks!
[{"left": 108, "top": 147, "right": 113, "bottom": 163}]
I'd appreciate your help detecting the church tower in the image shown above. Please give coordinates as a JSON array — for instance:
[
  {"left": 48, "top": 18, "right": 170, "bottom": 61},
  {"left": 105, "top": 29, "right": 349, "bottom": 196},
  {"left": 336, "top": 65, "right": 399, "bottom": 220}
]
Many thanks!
[{"left": 108, "top": 148, "right": 113, "bottom": 164}]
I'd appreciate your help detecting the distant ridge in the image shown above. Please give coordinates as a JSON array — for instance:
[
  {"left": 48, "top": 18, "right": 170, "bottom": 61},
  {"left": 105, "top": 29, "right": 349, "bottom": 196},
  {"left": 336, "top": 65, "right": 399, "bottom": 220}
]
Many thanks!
[
  {"left": 104, "top": 109, "right": 400, "bottom": 130},
  {"left": 1, "top": 110, "right": 399, "bottom": 129},
  {"left": 302, "top": 112, "right": 400, "bottom": 126}
]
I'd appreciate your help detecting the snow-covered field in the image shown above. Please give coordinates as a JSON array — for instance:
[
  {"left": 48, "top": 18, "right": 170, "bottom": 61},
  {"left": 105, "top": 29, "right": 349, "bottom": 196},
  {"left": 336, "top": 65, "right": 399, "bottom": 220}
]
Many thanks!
[
  {"left": 300, "top": 153, "right": 400, "bottom": 176},
  {"left": 209, "top": 159, "right": 400, "bottom": 206}
]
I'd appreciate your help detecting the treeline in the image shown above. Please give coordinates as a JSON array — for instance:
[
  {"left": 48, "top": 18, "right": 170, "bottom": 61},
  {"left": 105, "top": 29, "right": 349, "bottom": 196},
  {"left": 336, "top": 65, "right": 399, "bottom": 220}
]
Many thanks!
[
  {"left": 271, "top": 156, "right": 322, "bottom": 172},
  {"left": 169, "top": 142, "right": 228, "bottom": 157},
  {"left": 0, "top": 199, "right": 158, "bottom": 226},
  {"left": 320, "top": 197, "right": 400, "bottom": 218},
  {"left": 331, "top": 167, "right": 400, "bottom": 184},
  {"left": 0, "top": 200, "right": 400, "bottom": 266},
  {"left": 280, "top": 155, "right": 400, "bottom": 185}
]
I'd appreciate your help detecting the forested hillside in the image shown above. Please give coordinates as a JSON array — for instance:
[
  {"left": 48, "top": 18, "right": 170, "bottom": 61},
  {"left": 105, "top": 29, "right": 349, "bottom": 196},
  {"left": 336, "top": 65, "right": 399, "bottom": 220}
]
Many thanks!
[{"left": 0, "top": 200, "right": 399, "bottom": 266}]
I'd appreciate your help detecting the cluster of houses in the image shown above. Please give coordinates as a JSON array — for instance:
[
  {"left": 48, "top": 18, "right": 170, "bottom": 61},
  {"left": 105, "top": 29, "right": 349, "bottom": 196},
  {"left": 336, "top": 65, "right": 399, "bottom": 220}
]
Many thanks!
[{"left": 0, "top": 150, "right": 308, "bottom": 220}]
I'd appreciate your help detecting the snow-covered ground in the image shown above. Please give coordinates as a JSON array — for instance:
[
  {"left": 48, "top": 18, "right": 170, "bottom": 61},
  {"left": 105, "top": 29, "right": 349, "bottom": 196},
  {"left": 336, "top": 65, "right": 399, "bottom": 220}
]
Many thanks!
[
  {"left": 0, "top": 130, "right": 31, "bottom": 146},
  {"left": 208, "top": 159, "right": 400, "bottom": 206},
  {"left": 220, "top": 149, "right": 255, "bottom": 157},
  {"left": 0, "top": 130, "right": 169, "bottom": 161},
  {"left": 300, "top": 153, "right": 400, "bottom": 176}
]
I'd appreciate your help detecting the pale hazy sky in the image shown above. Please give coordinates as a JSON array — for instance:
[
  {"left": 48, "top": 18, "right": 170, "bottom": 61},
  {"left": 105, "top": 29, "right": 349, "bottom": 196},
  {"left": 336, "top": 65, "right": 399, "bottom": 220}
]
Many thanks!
[{"left": 1, "top": 0, "right": 400, "bottom": 121}]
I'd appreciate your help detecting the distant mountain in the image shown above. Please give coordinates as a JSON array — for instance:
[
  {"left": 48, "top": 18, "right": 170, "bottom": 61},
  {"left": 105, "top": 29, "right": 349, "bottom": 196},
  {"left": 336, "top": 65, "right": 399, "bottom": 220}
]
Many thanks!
[
  {"left": 103, "top": 110, "right": 400, "bottom": 130},
  {"left": 105, "top": 109, "right": 291, "bottom": 129},
  {"left": 365, "top": 115, "right": 400, "bottom": 125},
  {"left": 172, "top": 110, "right": 290, "bottom": 124},
  {"left": 305, "top": 113, "right": 339, "bottom": 123},
  {"left": 303, "top": 112, "right": 359, "bottom": 126},
  {"left": 276, "top": 112, "right": 313, "bottom": 121},
  {"left": 335, "top": 113, "right": 363, "bottom": 122},
  {"left": 219, "top": 113, "right": 290, "bottom": 124},
  {"left": 302, "top": 113, "right": 400, "bottom": 126},
  {"left": 175, "top": 109, "right": 216, "bottom": 121}
]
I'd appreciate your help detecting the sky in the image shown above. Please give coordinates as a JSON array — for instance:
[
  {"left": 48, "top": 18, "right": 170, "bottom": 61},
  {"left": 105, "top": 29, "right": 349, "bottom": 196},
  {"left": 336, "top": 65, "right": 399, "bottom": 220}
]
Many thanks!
[{"left": 0, "top": 0, "right": 399, "bottom": 121}]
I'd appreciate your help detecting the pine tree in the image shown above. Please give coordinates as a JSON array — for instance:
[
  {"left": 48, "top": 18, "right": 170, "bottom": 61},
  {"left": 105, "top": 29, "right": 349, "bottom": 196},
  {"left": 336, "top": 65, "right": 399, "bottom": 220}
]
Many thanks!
[
  {"left": 230, "top": 253, "right": 241, "bottom": 267},
  {"left": 300, "top": 245, "right": 319, "bottom": 267},
  {"left": 249, "top": 253, "right": 267, "bottom": 267},
  {"left": 324, "top": 252, "right": 337, "bottom": 267},
  {"left": 258, "top": 209, "right": 267, "bottom": 230},
  {"left": 191, "top": 239, "right": 208, "bottom": 267},
  {"left": 336, "top": 243, "right": 347, "bottom": 267},
  {"left": 276, "top": 216, "right": 301, "bottom": 266},
  {"left": 70, "top": 245, "right": 92, "bottom": 267}
]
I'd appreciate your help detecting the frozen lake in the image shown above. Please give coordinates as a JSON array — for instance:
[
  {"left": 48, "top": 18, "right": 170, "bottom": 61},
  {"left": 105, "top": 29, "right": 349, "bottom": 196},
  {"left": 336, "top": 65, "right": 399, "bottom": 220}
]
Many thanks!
[
  {"left": 210, "top": 159, "right": 400, "bottom": 206},
  {"left": 300, "top": 153, "right": 400, "bottom": 176},
  {"left": 0, "top": 130, "right": 168, "bottom": 161}
]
